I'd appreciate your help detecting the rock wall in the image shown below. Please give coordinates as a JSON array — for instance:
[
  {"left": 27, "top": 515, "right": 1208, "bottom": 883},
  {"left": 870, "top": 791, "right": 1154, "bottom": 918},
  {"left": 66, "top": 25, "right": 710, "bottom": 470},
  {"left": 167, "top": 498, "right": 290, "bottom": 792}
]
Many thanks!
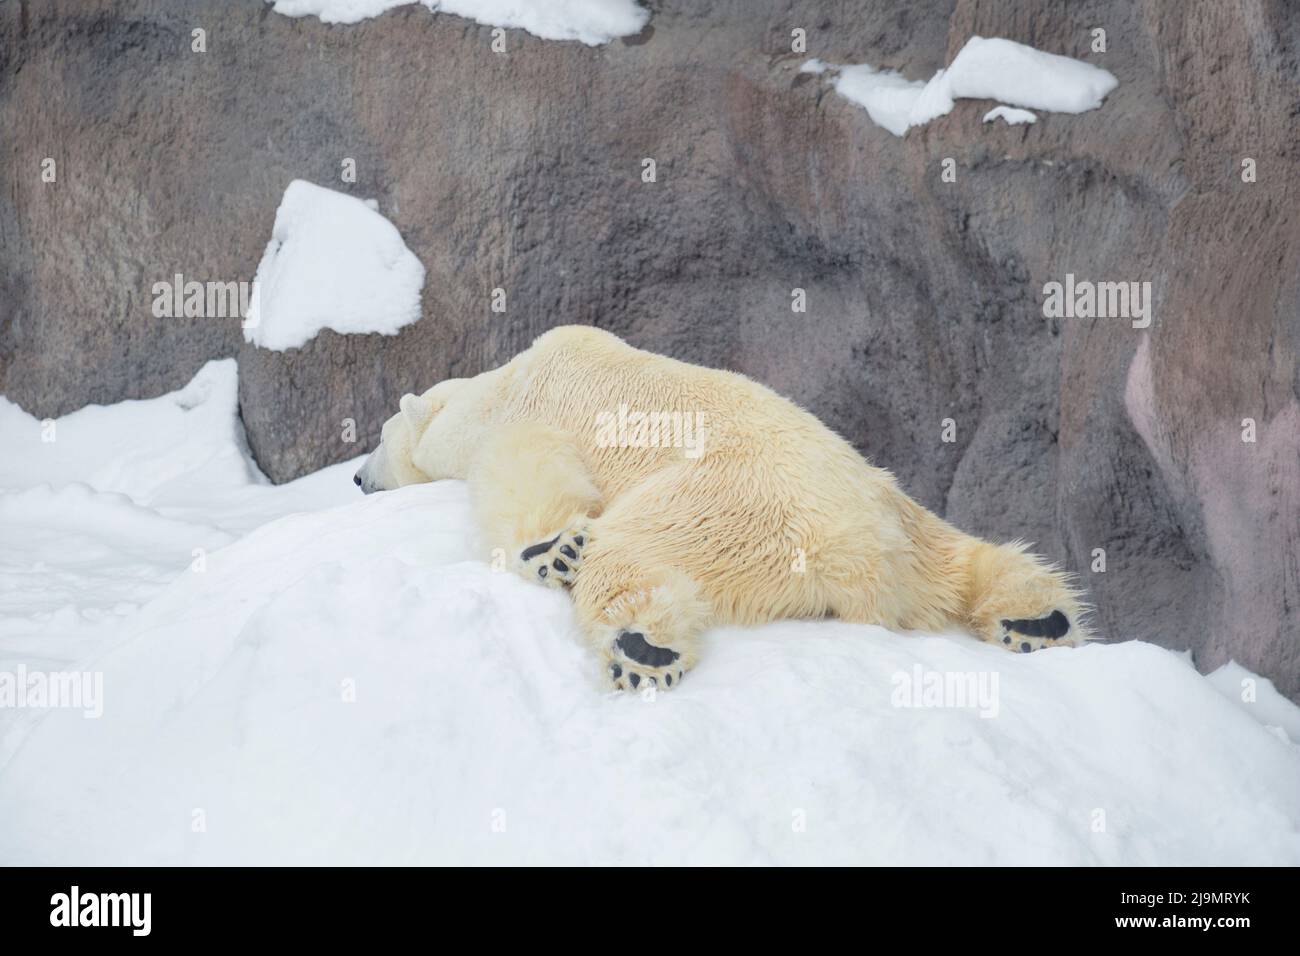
[{"left": 2, "top": 0, "right": 1296, "bottom": 698}]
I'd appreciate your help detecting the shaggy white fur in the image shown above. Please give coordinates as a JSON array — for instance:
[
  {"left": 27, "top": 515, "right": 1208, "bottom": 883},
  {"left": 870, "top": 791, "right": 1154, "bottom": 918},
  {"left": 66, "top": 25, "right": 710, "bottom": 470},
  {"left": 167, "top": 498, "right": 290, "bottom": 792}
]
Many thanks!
[{"left": 355, "top": 326, "right": 1088, "bottom": 690}]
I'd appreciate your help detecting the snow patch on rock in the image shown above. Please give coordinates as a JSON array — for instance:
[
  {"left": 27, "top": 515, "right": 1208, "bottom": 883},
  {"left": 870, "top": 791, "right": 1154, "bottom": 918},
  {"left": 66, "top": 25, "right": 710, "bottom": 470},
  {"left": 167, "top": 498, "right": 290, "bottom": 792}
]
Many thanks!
[
  {"left": 268, "top": 0, "right": 650, "bottom": 45},
  {"left": 809, "top": 36, "right": 1116, "bottom": 137},
  {"left": 983, "top": 105, "right": 1038, "bottom": 125},
  {"left": 243, "top": 180, "right": 426, "bottom": 352}
]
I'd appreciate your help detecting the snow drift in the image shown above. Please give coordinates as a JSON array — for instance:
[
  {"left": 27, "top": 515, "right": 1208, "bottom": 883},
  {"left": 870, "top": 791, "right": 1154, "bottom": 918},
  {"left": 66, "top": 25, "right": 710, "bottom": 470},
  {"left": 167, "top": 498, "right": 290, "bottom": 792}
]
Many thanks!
[{"left": 0, "top": 364, "right": 1297, "bottom": 865}]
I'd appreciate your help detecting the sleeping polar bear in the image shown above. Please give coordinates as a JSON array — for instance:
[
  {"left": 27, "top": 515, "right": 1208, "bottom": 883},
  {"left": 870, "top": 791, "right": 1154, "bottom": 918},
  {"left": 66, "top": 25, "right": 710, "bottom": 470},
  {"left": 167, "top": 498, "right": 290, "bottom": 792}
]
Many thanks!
[{"left": 355, "top": 325, "right": 1088, "bottom": 691}]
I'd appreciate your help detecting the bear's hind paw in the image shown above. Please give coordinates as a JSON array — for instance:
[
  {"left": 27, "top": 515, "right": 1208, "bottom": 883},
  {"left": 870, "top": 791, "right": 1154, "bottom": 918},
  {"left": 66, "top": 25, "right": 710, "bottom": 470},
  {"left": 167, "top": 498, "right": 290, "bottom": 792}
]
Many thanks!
[
  {"left": 606, "top": 631, "right": 687, "bottom": 692},
  {"left": 991, "top": 609, "right": 1075, "bottom": 653}
]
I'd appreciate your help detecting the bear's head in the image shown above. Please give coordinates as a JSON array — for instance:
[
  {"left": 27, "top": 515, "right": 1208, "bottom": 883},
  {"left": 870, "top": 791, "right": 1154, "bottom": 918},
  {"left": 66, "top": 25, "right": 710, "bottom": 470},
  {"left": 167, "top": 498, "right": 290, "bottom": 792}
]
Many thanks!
[{"left": 353, "top": 377, "right": 478, "bottom": 493}]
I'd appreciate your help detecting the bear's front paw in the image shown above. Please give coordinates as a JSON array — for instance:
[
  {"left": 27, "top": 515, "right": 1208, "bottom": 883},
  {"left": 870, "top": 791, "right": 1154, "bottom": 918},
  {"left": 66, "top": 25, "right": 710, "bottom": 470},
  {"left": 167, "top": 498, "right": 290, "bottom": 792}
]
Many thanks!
[
  {"left": 519, "top": 525, "right": 588, "bottom": 590},
  {"left": 606, "top": 630, "right": 687, "bottom": 692}
]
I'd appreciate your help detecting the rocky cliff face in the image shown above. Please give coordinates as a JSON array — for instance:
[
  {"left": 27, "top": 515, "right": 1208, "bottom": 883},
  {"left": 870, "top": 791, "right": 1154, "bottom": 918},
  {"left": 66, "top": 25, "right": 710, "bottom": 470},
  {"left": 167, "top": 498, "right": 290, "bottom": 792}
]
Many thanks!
[{"left": 2, "top": 0, "right": 1296, "bottom": 698}]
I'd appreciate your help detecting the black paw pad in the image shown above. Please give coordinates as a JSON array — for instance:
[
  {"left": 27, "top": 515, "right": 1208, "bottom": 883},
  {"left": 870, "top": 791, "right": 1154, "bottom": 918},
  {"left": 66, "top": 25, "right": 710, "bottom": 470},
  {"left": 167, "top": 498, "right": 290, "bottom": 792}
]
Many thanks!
[
  {"left": 616, "top": 631, "right": 680, "bottom": 668},
  {"left": 629, "top": 673, "right": 640, "bottom": 689},
  {"left": 1020, "top": 641, "right": 1032, "bottom": 653},
  {"left": 553, "top": 559, "right": 568, "bottom": 572},
  {"left": 1001, "top": 610, "right": 1070, "bottom": 640},
  {"left": 573, "top": 535, "right": 584, "bottom": 546},
  {"left": 610, "top": 663, "right": 622, "bottom": 680},
  {"left": 560, "top": 545, "right": 577, "bottom": 559},
  {"left": 521, "top": 534, "right": 560, "bottom": 562}
]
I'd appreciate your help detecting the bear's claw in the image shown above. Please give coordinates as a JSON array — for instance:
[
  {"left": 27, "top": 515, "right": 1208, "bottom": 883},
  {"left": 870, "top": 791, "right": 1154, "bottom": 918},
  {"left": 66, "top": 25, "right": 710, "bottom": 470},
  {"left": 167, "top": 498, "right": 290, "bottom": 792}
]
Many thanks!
[
  {"left": 609, "top": 660, "right": 685, "bottom": 693},
  {"left": 520, "top": 525, "right": 588, "bottom": 590}
]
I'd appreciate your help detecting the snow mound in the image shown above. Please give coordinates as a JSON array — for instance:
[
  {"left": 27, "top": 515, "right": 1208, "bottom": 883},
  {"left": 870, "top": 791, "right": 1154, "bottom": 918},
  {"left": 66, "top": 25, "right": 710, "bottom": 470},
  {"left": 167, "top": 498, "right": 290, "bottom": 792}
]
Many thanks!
[
  {"left": 1207, "top": 661, "right": 1300, "bottom": 744},
  {"left": 0, "top": 361, "right": 359, "bottom": 658},
  {"left": 816, "top": 36, "right": 1116, "bottom": 137},
  {"left": 0, "top": 484, "right": 233, "bottom": 637},
  {"left": 0, "top": 359, "right": 256, "bottom": 501},
  {"left": 2, "top": 489, "right": 1298, "bottom": 863},
  {"left": 244, "top": 180, "right": 426, "bottom": 352},
  {"left": 268, "top": 0, "right": 650, "bottom": 45}
]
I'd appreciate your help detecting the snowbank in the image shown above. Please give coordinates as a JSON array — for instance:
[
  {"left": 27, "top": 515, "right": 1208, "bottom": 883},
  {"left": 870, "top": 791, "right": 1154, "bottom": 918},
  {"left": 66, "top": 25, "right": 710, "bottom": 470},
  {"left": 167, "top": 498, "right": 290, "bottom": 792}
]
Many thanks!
[
  {"left": 267, "top": 0, "right": 650, "bottom": 45},
  {"left": 0, "top": 360, "right": 358, "bottom": 660},
  {"left": 244, "top": 180, "right": 425, "bottom": 352},
  {"left": 0, "top": 359, "right": 254, "bottom": 500},
  {"left": 815, "top": 36, "right": 1117, "bottom": 137},
  {"left": 1207, "top": 661, "right": 1300, "bottom": 744},
  {"left": 1, "top": 365, "right": 1297, "bottom": 865}
]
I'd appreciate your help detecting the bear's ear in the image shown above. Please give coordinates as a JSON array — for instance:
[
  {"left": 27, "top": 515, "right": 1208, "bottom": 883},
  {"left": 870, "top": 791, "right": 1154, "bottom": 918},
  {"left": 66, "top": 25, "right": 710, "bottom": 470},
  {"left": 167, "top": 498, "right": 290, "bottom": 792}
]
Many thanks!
[{"left": 398, "top": 392, "right": 436, "bottom": 432}]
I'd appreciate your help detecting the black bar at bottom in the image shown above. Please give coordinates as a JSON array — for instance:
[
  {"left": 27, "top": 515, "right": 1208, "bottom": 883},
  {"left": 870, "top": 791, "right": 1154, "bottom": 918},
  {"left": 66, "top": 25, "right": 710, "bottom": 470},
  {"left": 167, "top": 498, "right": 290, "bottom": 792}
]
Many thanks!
[{"left": 0, "top": 866, "right": 1290, "bottom": 943}]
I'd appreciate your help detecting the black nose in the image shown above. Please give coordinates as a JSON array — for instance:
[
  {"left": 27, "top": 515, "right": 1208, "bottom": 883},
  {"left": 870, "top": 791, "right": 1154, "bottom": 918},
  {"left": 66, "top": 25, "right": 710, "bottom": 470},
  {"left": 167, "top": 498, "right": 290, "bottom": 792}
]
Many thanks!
[{"left": 353, "top": 474, "right": 363, "bottom": 487}]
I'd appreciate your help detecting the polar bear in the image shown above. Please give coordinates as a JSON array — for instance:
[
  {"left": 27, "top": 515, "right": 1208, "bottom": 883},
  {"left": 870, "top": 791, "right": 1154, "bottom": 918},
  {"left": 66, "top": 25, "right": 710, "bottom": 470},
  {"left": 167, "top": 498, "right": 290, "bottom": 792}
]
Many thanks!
[{"left": 355, "top": 326, "right": 1088, "bottom": 690}]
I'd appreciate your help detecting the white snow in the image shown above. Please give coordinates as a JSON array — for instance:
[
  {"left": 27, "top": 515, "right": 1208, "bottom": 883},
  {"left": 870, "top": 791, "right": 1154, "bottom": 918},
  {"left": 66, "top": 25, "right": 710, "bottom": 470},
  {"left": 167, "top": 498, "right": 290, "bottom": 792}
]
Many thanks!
[
  {"left": 822, "top": 36, "right": 1116, "bottom": 137},
  {"left": 268, "top": 0, "right": 650, "bottom": 45},
  {"left": 2, "top": 365, "right": 1298, "bottom": 864},
  {"left": 243, "top": 180, "right": 425, "bottom": 352},
  {"left": 942, "top": 37, "right": 1118, "bottom": 114},
  {"left": 833, "top": 65, "right": 928, "bottom": 137},
  {"left": 270, "top": 0, "right": 408, "bottom": 23},
  {"left": 1207, "top": 661, "right": 1300, "bottom": 744},
  {"left": 0, "top": 361, "right": 356, "bottom": 661},
  {"left": 983, "top": 105, "right": 1037, "bottom": 126}
]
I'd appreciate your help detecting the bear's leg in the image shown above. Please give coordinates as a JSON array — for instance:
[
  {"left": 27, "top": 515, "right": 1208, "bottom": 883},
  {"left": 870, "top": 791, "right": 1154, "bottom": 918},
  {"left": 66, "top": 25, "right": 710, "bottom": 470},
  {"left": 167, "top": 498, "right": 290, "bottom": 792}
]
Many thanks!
[
  {"left": 566, "top": 466, "right": 722, "bottom": 691},
  {"left": 466, "top": 421, "right": 603, "bottom": 591},
  {"left": 570, "top": 554, "right": 711, "bottom": 692}
]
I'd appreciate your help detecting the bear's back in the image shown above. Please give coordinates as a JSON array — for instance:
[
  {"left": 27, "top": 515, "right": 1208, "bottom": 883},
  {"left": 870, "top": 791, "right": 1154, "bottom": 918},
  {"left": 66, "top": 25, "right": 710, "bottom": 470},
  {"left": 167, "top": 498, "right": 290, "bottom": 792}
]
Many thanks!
[{"left": 524, "top": 325, "right": 874, "bottom": 486}]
